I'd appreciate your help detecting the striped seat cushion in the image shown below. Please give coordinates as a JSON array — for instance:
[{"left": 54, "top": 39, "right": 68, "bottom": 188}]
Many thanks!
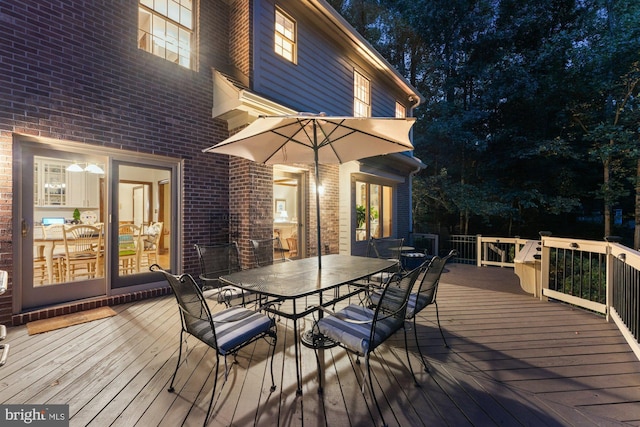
[
  {"left": 186, "top": 306, "right": 273, "bottom": 355},
  {"left": 317, "top": 304, "right": 404, "bottom": 355}
]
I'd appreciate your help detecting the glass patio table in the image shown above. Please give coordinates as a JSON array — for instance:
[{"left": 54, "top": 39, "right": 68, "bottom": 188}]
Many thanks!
[{"left": 218, "top": 254, "right": 397, "bottom": 395}]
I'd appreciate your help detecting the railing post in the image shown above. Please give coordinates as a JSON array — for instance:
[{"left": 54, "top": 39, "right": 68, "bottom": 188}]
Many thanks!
[
  {"left": 539, "top": 236, "right": 550, "bottom": 301},
  {"left": 605, "top": 242, "right": 613, "bottom": 322}
]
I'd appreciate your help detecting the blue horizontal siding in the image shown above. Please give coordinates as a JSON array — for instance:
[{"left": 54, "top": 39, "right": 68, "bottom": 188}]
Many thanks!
[{"left": 253, "top": 0, "right": 403, "bottom": 117}]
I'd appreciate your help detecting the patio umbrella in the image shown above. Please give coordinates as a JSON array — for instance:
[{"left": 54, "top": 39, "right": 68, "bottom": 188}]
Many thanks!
[{"left": 203, "top": 114, "right": 416, "bottom": 268}]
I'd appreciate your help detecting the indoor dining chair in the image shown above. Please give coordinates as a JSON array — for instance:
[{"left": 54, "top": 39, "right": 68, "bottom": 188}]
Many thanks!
[
  {"left": 34, "top": 224, "right": 65, "bottom": 284},
  {"left": 118, "top": 223, "right": 141, "bottom": 275},
  {"left": 62, "top": 224, "right": 102, "bottom": 281},
  {"left": 151, "top": 265, "right": 277, "bottom": 427},
  {"left": 139, "top": 222, "right": 163, "bottom": 268}
]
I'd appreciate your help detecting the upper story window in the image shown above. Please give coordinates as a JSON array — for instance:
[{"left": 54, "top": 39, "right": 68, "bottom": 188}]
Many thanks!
[
  {"left": 354, "top": 71, "right": 371, "bottom": 117},
  {"left": 138, "top": 0, "right": 194, "bottom": 69},
  {"left": 395, "top": 102, "right": 406, "bottom": 118},
  {"left": 275, "top": 8, "right": 296, "bottom": 63}
]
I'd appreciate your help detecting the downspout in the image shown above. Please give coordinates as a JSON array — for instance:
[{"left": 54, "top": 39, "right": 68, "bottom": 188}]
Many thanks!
[{"left": 408, "top": 95, "right": 422, "bottom": 244}]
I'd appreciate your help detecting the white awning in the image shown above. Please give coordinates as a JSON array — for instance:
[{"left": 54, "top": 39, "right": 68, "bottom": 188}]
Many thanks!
[{"left": 212, "top": 70, "right": 296, "bottom": 130}]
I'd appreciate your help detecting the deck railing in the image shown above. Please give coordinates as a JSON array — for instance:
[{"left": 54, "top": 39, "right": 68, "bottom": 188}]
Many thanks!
[{"left": 441, "top": 234, "right": 640, "bottom": 360}]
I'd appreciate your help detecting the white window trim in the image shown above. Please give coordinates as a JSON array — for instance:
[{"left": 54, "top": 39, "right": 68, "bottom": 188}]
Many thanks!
[
  {"left": 138, "top": 0, "right": 195, "bottom": 69},
  {"left": 354, "top": 70, "right": 371, "bottom": 117},
  {"left": 274, "top": 8, "right": 297, "bottom": 64}
]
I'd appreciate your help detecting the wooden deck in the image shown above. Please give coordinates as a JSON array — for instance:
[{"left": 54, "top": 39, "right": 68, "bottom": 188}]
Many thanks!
[{"left": 2, "top": 264, "right": 640, "bottom": 426}]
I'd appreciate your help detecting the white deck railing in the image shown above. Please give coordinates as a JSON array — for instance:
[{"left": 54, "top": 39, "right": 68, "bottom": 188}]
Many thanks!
[{"left": 435, "top": 234, "right": 640, "bottom": 361}]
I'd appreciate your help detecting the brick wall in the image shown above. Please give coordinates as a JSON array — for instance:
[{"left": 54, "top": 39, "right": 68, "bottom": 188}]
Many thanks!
[
  {"left": 229, "top": 0, "right": 251, "bottom": 81},
  {"left": 0, "top": 0, "right": 238, "bottom": 323}
]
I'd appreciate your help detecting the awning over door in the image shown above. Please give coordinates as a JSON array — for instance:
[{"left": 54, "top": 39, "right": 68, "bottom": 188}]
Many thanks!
[{"left": 212, "top": 70, "right": 296, "bottom": 130}]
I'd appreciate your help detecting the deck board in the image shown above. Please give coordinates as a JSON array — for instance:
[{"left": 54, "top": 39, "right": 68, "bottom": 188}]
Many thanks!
[{"left": 1, "top": 263, "right": 639, "bottom": 426}]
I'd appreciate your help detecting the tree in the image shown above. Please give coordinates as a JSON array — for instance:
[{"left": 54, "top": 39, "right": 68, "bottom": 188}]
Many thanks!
[
  {"left": 563, "top": 1, "right": 640, "bottom": 241},
  {"left": 332, "top": 0, "right": 640, "bottom": 243}
]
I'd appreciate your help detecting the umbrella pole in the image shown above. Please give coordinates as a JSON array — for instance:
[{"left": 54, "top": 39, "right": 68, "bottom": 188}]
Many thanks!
[{"left": 314, "top": 121, "right": 322, "bottom": 269}]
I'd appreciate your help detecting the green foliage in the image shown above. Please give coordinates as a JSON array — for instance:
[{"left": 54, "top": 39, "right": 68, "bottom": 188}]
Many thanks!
[
  {"left": 334, "top": 0, "right": 640, "bottom": 240},
  {"left": 356, "top": 204, "right": 366, "bottom": 227},
  {"left": 549, "top": 249, "right": 607, "bottom": 304}
]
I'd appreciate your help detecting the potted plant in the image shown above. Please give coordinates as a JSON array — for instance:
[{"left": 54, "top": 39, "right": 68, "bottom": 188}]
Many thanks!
[
  {"left": 356, "top": 204, "right": 366, "bottom": 228},
  {"left": 72, "top": 208, "right": 81, "bottom": 224}
]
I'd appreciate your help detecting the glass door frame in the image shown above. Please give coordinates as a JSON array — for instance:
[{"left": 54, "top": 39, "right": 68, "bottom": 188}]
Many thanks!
[
  {"left": 273, "top": 166, "right": 306, "bottom": 260},
  {"left": 16, "top": 141, "right": 108, "bottom": 310},
  {"left": 13, "top": 135, "right": 182, "bottom": 313},
  {"left": 110, "top": 160, "right": 177, "bottom": 289}
]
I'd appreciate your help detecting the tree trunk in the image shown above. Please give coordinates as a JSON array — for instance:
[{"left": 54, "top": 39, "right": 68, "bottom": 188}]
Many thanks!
[
  {"left": 603, "top": 158, "right": 611, "bottom": 238},
  {"left": 635, "top": 157, "right": 640, "bottom": 250}
]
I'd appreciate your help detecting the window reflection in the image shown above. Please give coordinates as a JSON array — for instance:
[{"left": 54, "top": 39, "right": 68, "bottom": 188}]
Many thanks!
[{"left": 355, "top": 180, "right": 393, "bottom": 241}]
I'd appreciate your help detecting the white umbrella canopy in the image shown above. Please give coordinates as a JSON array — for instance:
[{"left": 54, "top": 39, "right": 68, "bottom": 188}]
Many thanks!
[
  {"left": 204, "top": 115, "right": 416, "bottom": 164},
  {"left": 203, "top": 114, "right": 417, "bottom": 268}
]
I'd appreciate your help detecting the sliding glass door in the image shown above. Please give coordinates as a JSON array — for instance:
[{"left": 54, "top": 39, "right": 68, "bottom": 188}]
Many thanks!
[
  {"left": 17, "top": 138, "right": 179, "bottom": 311},
  {"left": 111, "top": 161, "right": 173, "bottom": 288},
  {"left": 21, "top": 146, "right": 107, "bottom": 309}
]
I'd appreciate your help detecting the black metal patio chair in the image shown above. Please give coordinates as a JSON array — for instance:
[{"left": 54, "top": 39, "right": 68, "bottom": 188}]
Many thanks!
[
  {"left": 370, "top": 249, "right": 456, "bottom": 382},
  {"left": 365, "top": 237, "right": 405, "bottom": 284},
  {"left": 151, "top": 265, "right": 277, "bottom": 427},
  {"left": 249, "top": 237, "right": 288, "bottom": 267},
  {"left": 312, "top": 263, "right": 424, "bottom": 427},
  {"left": 195, "top": 242, "right": 249, "bottom": 306}
]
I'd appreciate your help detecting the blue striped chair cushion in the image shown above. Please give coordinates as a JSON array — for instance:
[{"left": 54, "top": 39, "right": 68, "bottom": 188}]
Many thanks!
[
  {"left": 317, "top": 304, "right": 404, "bottom": 355},
  {"left": 186, "top": 306, "right": 273, "bottom": 355},
  {"left": 407, "top": 293, "right": 429, "bottom": 318}
]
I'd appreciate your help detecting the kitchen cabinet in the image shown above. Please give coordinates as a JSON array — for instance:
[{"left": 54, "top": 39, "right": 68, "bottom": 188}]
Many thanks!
[
  {"left": 67, "top": 171, "right": 100, "bottom": 208},
  {"left": 34, "top": 157, "right": 101, "bottom": 208},
  {"left": 34, "top": 159, "right": 68, "bottom": 207}
]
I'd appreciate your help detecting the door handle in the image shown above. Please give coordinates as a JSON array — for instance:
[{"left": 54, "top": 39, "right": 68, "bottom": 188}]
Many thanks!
[{"left": 21, "top": 218, "right": 30, "bottom": 237}]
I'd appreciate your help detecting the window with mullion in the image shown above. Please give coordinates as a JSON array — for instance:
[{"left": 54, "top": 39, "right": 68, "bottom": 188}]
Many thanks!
[
  {"left": 275, "top": 8, "right": 296, "bottom": 63},
  {"left": 138, "top": 0, "right": 194, "bottom": 69},
  {"left": 354, "top": 71, "right": 371, "bottom": 117}
]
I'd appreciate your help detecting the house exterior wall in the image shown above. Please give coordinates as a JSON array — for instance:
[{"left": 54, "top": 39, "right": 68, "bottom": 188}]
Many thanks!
[
  {"left": 252, "top": 0, "right": 412, "bottom": 116},
  {"left": 0, "top": 0, "right": 238, "bottom": 323},
  {"left": 0, "top": 0, "right": 421, "bottom": 324},
  {"left": 246, "top": 0, "right": 419, "bottom": 260}
]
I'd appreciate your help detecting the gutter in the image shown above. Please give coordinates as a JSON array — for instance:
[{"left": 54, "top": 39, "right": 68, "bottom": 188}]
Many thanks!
[{"left": 306, "top": 0, "right": 425, "bottom": 106}]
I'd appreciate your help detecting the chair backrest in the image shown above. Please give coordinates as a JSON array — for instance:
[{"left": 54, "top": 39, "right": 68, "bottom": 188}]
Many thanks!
[
  {"left": 118, "top": 223, "right": 141, "bottom": 255},
  {"left": 195, "top": 242, "right": 241, "bottom": 286},
  {"left": 154, "top": 267, "right": 219, "bottom": 348},
  {"left": 249, "top": 237, "right": 285, "bottom": 267},
  {"left": 367, "top": 237, "right": 405, "bottom": 262},
  {"left": 42, "top": 223, "right": 65, "bottom": 240},
  {"left": 411, "top": 249, "right": 457, "bottom": 315},
  {"left": 285, "top": 237, "right": 298, "bottom": 257},
  {"left": 143, "top": 222, "right": 163, "bottom": 252},
  {"left": 63, "top": 224, "right": 102, "bottom": 257},
  {"left": 370, "top": 263, "right": 423, "bottom": 345}
]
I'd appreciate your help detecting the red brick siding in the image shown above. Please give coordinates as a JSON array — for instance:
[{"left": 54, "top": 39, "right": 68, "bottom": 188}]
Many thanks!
[
  {"left": 229, "top": 0, "right": 251, "bottom": 79},
  {"left": 0, "top": 0, "right": 235, "bottom": 323}
]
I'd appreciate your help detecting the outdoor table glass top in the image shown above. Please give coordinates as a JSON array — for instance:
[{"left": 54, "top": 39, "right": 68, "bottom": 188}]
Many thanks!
[
  {"left": 219, "top": 254, "right": 397, "bottom": 298},
  {"left": 219, "top": 254, "right": 397, "bottom": 396}
]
